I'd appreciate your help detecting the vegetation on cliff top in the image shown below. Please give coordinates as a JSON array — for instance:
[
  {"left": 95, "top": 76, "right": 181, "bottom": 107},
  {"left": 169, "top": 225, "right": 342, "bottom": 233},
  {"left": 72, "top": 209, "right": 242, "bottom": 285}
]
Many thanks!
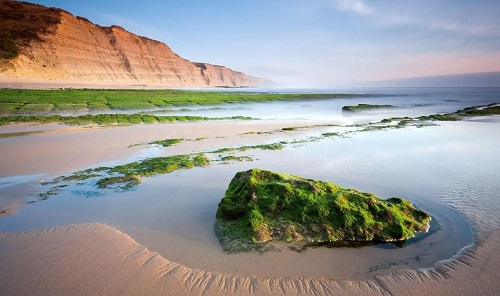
[
  {"left": 215, "top": 169, "right": 431, "bottom": 253},
  {"left": 0, "top": 1, "right": 61, "bottom": 60}
]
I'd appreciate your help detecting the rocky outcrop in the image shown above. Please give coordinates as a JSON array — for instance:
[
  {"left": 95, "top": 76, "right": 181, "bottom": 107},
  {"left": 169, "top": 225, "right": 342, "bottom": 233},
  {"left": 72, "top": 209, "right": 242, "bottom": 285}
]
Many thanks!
[
  {"left": 0, "top": 0, "right": 270, "bottom": 87},
  {"left": 216, "top": 169, "right": 431, "bottom": 253}
]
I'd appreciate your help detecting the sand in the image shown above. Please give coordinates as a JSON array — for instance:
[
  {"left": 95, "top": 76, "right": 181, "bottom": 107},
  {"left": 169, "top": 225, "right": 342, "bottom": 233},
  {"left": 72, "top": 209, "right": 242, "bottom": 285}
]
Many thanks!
[
  {"left": 1, "top": 104, "right": 499, "bottom": 294},
  {"left": 0, "top": 223, "right": 498, "bottom": 295},
  {"left": 0, "top": 77, "right": 248, "bottom": 90},
  {"left": 0, "top": 120, "right": 309, "bottom": 178}
]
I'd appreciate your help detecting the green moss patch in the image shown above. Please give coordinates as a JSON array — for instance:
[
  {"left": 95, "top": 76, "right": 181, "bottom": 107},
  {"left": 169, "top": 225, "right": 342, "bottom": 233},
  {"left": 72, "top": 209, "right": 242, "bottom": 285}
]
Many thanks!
[
  {"left": 149, "top": 138, "right": 183, "bottom": 147},
  {"left": 96, "top": 175, "right": 141, "bottom": 190},
  {"left": 215, "top": 169, "right": 431, "bottom": 253},
  {"left": 0, "top": 114, "right": 255, "bottom": 126},
  {"left": 417, "top": 114, "right": 460, "bottom": 121},
  {"left": 213, "top": 143, "right": 284, "bottom": 154},
  {"left": 106, "top": 154, "right": 210, "bottom": 177},
  {"left": 41, "top": 154, "right": 210, "bottom": 196},
  {"left": 342, "top": 104, "right": 395, "bottom": 112},
  {"left": 456, "top": 103, "right": 500, "bottom": 116},
  {"left": 322, "top": 132, "right": 341, "bottom": 137},
  {"left": 0, "top": 89, "right": 369, "bottom": 115},
  {"left": 219, "top": 155, "right": 254, "bottom": 162},
  {"left": 417, "top": 104, "right": 500, "bottom": 122}
]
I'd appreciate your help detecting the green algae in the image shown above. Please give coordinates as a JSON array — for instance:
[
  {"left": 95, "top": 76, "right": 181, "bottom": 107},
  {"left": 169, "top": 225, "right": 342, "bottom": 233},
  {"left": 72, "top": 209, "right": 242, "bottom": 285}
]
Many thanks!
[
  {"left": 149, "top": 138, "right": 183, "bottom": 147},
  {"left": 215, "top": 169, "right": 431, "bottom": 253},
  {"left": 39, "top": 188, "right": 62, "bottom": 200},
  {"left": 36, "top": 103, "right": 500, "bottom": 200},
  {"left": 106, "top": 154, "right": 210, "bottom": 177},
  {"left": 52, "top": 170, "right": 103, "bottom": 184},
  {"left": 42, "top": 154, "right": 210, "bottom": 194},
  {"left": 0, "top": 114, "right": 255, "bottom": 126},
  {"left": 417, "top": 104, "right": 500, "bottom": 122},
  {"left": 321, "top": 132, "right": 341, "bottom": 137},
  {"left": 38, "top": 139, "right": 286, "bottom": 199},
  {"left": 342, "top": 104, "right": 395, "bottom": 112},
  {"left": 96, "top": 175, "right": 141, "bottom": 190},
  {"left": 456, "top": 103, "right": 500, "bottom": 116},
  {"left": 0, "top": 89, "right": 369, "bottom": 115},
  {"left": 219, "top": 155, "right": 254, "bottom": 162},
  {"left": 212, "top": 143, "right": 284, "bottom": 154},
  {"left": 417, "top": 114, "right": 460, "bottom": 121}
]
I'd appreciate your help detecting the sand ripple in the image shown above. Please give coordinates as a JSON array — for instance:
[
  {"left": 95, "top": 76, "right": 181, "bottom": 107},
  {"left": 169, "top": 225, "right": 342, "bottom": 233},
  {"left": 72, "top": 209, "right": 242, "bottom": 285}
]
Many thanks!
[
  {"left": 440, "top": 169, "right": 500, "bottom": 238},
  {"left": 1, "top": 223, "right": 499, "bottom": 295}
]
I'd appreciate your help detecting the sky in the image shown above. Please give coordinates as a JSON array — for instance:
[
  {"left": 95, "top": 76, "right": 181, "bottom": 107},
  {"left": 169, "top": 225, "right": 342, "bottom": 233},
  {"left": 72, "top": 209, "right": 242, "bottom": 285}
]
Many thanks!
[{"left": 28, "top": 0, "right": 500, "bottom": 87}]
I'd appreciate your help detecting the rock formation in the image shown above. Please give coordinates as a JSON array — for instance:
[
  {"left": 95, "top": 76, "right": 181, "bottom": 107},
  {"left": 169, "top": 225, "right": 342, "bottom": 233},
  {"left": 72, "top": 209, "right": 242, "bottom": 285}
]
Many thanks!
[
  {"left": 216, "top": 169, "right": 431, "bottom": 253},
  {"left": 0, "top": 0, "right": 270, "bottom": 87}
]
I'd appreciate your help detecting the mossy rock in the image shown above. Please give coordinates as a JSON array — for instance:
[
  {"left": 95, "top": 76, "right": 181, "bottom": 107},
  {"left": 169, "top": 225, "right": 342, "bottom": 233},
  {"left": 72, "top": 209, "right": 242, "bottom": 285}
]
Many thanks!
[
  {"left": 215, "top": 169, "right": 431, "bottom": 253},
  {"left": 342, "top": 104, "right": 395, "bottom": 112}
]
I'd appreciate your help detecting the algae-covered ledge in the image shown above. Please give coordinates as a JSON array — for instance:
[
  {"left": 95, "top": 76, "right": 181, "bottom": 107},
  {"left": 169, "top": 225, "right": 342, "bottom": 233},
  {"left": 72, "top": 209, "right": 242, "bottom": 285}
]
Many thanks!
[
  {"left": 215, "top": 169, "right": 431, "bottom": 253},
  {"left": 342, "top": 104, "right": 396, "bottom": 112}
]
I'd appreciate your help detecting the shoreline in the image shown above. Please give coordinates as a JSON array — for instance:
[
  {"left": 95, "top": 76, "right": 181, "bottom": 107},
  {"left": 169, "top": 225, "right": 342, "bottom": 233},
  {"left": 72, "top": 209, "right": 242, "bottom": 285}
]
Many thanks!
[
  {"left": 0, "top": 223, "right": 497, "bottom": 295},
  {"left": 0, "top": 77, "right": 220, "bottom": 90},
  {"left": 1, "top": 96, "right": 499, "bottom": 294},
  {"left": 0, "top": 160, "right": 474, "bottom": 279}
]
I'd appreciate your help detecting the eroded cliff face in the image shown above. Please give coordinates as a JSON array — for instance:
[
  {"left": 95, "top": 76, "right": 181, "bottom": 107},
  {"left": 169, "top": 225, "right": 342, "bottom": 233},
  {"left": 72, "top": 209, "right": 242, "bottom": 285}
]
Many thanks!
[{"left": 0, "top": 0, "right": 269, "bottom": 87}]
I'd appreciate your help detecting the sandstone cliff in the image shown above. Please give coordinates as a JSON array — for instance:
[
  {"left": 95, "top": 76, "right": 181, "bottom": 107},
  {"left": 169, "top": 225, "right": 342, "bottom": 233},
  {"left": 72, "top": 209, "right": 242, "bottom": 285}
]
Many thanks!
[{"left": 0, "top": 0, "right": 270, "bottom": 87}]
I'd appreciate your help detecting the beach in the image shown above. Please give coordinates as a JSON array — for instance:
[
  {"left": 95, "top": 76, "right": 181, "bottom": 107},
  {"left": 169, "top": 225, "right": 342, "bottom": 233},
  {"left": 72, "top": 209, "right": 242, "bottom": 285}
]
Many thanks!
[
  {"left": 1, "top": 88, "right": 500, "bottom": 295},
  {"left": 2, "top": 0, "right": 500, "bottom": 293},
  {"left": 1, "top": 223, "right": 498, "bottom": 295}
]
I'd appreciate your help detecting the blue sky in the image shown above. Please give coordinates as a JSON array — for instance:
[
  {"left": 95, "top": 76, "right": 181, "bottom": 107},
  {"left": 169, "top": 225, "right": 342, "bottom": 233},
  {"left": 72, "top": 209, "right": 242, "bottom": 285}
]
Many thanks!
[{"left": 28, "top": 0, "right": 500, "bottom": 86}]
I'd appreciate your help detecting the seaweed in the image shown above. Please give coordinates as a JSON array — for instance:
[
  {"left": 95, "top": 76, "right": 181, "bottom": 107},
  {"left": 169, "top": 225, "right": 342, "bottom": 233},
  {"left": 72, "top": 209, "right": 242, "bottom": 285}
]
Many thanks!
[
  {"left": 149, "top": 138, "right": 183, "bottom": 147},
  {"left": 212, "top": 143, "right": 284, "bottom": 154},
  {"left": 219, "top": 155, "right": 254, "bottom": 162},
  {"left": 342, "top": 104, "right": 395, "bottom": 112},
  {"left": 0, "top": 89, "right": 370, "bottom": 115},
  {"left": 215, "top": 169, "right": 431, "bottom": 253},
  {"left": 39, "top": 154, "right": 210, "bottom": 197}
]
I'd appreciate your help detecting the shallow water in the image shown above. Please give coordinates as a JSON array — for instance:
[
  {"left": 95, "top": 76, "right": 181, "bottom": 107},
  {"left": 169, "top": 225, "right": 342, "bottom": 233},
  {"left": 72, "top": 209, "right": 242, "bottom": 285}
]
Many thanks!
[
  {"left": 0, "top": 87, "right": 499, "bottom": 279},
  {"left": 20, "top": 87, "right": 500, "bottom": 123},
  {"left": 144, "top": 87, "right": 500, "bottom": 123}
]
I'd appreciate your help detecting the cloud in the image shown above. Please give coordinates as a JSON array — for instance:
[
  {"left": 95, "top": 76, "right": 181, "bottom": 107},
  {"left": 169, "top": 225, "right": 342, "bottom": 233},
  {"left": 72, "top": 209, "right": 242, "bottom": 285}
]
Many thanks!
[
  {"left": 367, "top": 2, "right": 500, "bottom": 38},
  {"left": 430, "top": 22, "right": 498, "bottom": 37},
  {"left": 376, "top": 13, "right": 499, "bottom": 37},
  {"left": 333, "top": 0, "right": 374, "bottom": 15}
]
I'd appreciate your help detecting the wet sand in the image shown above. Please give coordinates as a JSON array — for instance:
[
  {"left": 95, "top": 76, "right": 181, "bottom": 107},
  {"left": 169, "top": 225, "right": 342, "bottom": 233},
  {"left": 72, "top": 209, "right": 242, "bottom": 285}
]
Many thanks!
[
  {"left": 1, "top": 108, "right": 499, "bottom": 294},
  {"left": 0, "top": 223, "right": 498, "bottom": 295},
  {"left": 0, "top": 120, "right": 310, "bottom": 178}
]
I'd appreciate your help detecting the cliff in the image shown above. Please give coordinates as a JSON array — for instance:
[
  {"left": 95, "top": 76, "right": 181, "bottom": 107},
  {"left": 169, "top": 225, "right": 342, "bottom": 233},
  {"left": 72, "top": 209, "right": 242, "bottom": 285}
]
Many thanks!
[{"left": 0, "top": 0, "right": 270, "bottom": 87}]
